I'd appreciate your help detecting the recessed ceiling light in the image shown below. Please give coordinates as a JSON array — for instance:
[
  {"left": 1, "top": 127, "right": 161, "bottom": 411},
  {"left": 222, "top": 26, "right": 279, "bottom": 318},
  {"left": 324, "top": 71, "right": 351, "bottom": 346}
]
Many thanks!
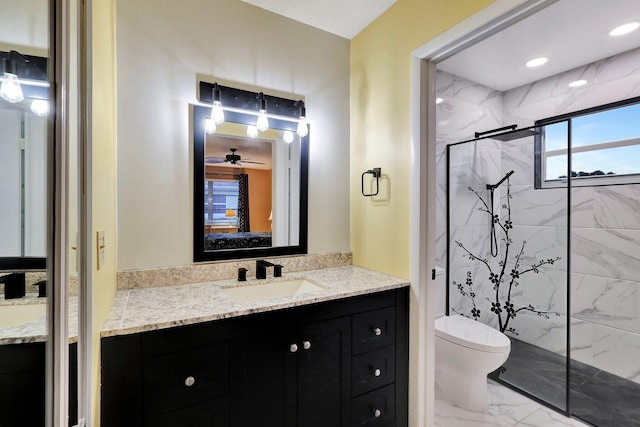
[
  {"left": 568, "top": 79, "right": 588, "bottom": 88},
  {"left": 436, "top": 97, "right": 444, "bottom": 104},
  {"left": 526, "top": 57, "right": 549, "bottom": 68},
  {"left": 610, "top": 22, "right": 640, "bottom": 37}
]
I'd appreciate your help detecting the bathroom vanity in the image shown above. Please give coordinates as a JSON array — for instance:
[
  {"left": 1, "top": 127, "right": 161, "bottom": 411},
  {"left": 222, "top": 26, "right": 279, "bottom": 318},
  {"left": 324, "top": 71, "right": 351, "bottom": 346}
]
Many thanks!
[{"left": 100, "top": 266, "right": 409, "bottom": 427}]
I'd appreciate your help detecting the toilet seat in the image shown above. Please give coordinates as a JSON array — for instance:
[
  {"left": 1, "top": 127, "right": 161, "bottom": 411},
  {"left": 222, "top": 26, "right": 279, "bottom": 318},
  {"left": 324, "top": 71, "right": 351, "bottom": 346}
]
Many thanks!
[{"left": 435, "top": 314, "right": 510, "bottom": 353}]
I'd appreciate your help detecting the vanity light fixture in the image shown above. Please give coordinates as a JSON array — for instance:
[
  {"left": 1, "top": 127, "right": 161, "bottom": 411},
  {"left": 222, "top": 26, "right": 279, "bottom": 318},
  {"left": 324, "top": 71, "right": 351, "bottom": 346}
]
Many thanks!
[
  {"left": 568, "top": 79, "right": 587, "bottom": 88},
  {"left": 610, "top": 22, "right": 639, "bottom": 37},
  {"left": 256, "top": 92, "right": 269, "bottom": 132},
  {"left": 198, "top": 81, "right": 310, "bottom": 138},
  {"left": 526, "top": 57, "right": 548, "bottom": 68},
  {"left": 436, "top": 97, "right": 444, "bottom": 104},
  {"left": 205, "top": 118, "right": 216, "bottom": 134},
  {"left": 1, "top": 51, "right": 28, "bottom": 103},
  {"left": 294, "top": 100, "right": 309, "bottom": 137},
  {"left": 30, "top": 99, "right": 49, "bottom": 116},
  {"left": 247, "top": 125, "right": 259, "bottom": 138},
  {"left": 283, "top": 130, "right": 294, "bottom": 144},
  {"left": 211, "top": 83, "right": 225, "bottom": 124}
]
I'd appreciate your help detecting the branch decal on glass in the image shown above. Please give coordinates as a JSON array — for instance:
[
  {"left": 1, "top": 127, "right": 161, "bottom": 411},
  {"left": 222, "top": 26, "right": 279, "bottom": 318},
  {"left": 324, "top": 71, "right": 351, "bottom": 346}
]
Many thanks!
[{"left": 452, "top": 175, "right": 560, "bottom": 335}]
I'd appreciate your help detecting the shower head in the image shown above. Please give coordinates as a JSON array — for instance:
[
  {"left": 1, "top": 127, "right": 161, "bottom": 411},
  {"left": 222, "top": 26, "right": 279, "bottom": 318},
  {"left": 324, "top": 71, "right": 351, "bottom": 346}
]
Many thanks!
[{"left": 486, "top": 170, "right": 514, "bottom": 190}]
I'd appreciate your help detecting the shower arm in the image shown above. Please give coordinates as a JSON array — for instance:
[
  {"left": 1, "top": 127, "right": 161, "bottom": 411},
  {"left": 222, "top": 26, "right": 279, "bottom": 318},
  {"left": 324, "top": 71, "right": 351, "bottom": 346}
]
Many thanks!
[{"left": 487, "top": 170, "right": 515, "bottom": 190}]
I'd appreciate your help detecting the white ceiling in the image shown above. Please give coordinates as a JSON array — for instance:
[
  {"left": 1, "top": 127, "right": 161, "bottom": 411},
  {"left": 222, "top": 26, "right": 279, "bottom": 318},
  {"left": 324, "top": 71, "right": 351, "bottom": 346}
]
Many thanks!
[
  {"left": 438, "top": 0, "right": 640, "bottom": 91},
  {"left": 240, "top": 0, "right": 397, "bottom": 39}
]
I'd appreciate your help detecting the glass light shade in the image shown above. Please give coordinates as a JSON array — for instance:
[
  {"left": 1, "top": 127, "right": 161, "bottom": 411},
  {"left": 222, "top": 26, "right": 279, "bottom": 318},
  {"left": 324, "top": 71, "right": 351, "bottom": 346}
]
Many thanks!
[
  {"left": 211, "top": 100, "right": 225, "bottom": 124},
  {"left": 296, "top": 117, "right": 308, "bottom": 137},
  {"left": 256, "top": 109, "right": 269, "bottom": 132},
  {"left": 247, "top": 125, "right": 259, "bottom": 138},
  {"left": 1, "top": 73, "right": 24, "bottom": 103},
  {"left": 283, "top": 130, "right": 294, "bottom": 144},
  {"left": 30, "top": 99, "right": 49, "bottom": 116},
  {"left": 205, "top": 118, "right": 216, "bottom": 134}
]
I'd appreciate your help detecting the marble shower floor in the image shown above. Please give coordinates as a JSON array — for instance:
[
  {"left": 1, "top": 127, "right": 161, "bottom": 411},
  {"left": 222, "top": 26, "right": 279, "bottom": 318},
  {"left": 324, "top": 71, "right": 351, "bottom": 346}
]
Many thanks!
[{"left": 436, "top": 379, "right": 590, "bottom": 427}]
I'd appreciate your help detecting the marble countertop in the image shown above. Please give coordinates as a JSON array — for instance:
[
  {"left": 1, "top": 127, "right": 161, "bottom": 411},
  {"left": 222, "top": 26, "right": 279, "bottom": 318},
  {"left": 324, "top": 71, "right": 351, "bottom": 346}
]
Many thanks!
[
  {"left": 0, "top": 296, "right": 78, "bottom": 345},
  {"left": 102, "top": 265, "right": 410, "bottom": 338}
]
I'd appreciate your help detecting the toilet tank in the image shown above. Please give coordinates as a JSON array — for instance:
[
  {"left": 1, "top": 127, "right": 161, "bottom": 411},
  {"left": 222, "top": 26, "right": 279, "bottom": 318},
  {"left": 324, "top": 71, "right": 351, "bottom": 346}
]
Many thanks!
[{"left": 434, "top": 266, "right": 446, "bottom": 318}]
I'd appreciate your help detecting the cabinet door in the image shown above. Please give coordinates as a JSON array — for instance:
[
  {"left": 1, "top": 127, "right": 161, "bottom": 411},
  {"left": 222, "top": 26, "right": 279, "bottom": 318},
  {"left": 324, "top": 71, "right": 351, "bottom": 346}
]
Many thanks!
[
  {"left": 298, "top": 316, "right": 351, "bottom": 427},
  {"left": 229, "top": 331, "right": 297, "bottom": 427},
  {"left": 144, "top": 396, "right": 229, "bottom": 427}
]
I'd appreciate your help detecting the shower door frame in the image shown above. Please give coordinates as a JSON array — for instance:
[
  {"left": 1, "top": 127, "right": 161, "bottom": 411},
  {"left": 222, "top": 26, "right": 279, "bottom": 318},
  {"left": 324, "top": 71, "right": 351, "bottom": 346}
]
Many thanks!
[{"left": 445, "top": 123, "right": 573, "bottom": 416}]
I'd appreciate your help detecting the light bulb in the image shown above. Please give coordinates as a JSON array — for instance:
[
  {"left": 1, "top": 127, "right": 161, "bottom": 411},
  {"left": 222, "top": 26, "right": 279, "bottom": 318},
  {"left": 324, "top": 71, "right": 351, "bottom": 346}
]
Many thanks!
[
  {"left": 30, "top": 99, "right": 49, "bottom": 116},
  {"left": 1, "top": 73, "right": 24, "bottom": 103},
  {"left": 256, "top": 109, "right": 269, "bottom": 132},
  {"left": 211, "top": 100, "right": 225, "bottom": 124},
  {"left": 283, "top": 131, "right": 294, "bottom": 144},
  {"left": 526, "top": 57, "right": 548, "bottom": 68},
  {"left": 296, "top": 117, "right": 308, "bottom": 137},
  {"left": 205, "top": 118, "right": 216, "bottom": 134},
  {"left": 247, "top": 125, "right": 259, "bottom": 138}
]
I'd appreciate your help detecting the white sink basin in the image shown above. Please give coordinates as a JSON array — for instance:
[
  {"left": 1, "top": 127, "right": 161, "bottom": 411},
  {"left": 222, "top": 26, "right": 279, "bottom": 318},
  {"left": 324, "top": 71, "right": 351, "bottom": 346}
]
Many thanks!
[
  {"left": 221, "top": 279, "right": 326, "bottom": 303},
  {"left": 0, "top": 303, "right": 47, "bottom": 328}
]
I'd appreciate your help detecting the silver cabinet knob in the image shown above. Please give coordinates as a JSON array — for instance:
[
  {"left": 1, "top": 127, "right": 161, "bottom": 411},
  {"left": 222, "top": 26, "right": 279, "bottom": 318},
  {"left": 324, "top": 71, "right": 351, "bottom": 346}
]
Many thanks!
[
  {"left": 373, "top": 409, "right": 381, "bottom": 418},
  {"left": 303, "top": 340, "right": 311, "bottom": 350},
  {"left": 373, "top": 368, "right": 381, "bottom": 377},
  {"left": 373, "top": 327, "right": 382, "bottom": 336},
  {"left": 185, "top": 376, "right": 195, "bottom": 387},
  {"left": 290, "top": 343, "right": 298, "bottom": 353}
]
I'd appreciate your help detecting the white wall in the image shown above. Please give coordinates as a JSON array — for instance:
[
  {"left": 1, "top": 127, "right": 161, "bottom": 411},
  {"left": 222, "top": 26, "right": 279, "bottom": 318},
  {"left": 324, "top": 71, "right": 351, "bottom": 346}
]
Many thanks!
[
  {"left": 116, "top": 0, "right": 350, "bottom": 270},
  {"left": 0, "top": 0, "right": 48, "bottom": 55}
]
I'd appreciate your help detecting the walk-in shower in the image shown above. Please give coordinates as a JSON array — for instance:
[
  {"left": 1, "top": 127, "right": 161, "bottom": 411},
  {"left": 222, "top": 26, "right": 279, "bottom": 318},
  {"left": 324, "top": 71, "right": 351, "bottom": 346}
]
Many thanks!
[{"left": 446, "top": 118, "right": 640, "bottom": 427}]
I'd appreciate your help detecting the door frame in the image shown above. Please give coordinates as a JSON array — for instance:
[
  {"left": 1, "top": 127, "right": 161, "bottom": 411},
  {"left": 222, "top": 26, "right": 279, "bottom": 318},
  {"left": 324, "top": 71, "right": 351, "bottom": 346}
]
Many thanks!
[{"left": 408, "top": 1, "right": 559, "bottom": 425}]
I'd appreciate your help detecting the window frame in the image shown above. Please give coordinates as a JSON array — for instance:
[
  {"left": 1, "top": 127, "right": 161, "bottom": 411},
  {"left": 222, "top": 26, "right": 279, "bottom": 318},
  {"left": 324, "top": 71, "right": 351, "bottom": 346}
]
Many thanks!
[{"left": 535, "top": 96, "right": 640, "bottom": 189}]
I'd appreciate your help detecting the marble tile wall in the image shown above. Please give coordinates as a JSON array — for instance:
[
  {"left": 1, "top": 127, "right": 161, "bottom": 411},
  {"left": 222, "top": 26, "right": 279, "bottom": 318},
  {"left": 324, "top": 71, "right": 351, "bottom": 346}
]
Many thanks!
[{"left": 438, "top": 46, "right": 640, "bottom": 383}]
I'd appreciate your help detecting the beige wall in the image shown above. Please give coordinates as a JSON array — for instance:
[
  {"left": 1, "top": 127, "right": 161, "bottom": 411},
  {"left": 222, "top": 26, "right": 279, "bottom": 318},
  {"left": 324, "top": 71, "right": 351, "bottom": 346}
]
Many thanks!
[
  {"left": 350, "top": 1, "right": 494, "bottom": 425},
  {"left": 350, "top": 0, "right": 494, "bottom": 278},
  {"left": 91, "top": 0, "right": 118, "bottom": 424},
  {"left": 115, "top": 0, "right": 351, "bottom": 271}
]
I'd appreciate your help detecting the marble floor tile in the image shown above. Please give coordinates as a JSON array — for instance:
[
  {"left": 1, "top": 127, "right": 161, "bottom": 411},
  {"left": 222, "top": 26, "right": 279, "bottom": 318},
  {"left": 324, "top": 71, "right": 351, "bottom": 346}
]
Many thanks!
[{"left": 436, "top": 379, "right": 590, "bottom": 427}]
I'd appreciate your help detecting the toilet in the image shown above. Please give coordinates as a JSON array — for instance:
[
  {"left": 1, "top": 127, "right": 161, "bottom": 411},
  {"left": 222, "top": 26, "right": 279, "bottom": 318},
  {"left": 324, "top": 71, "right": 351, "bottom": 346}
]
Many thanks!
[{"left": 434, "top": 267, "right": 511, "bottom": 412}]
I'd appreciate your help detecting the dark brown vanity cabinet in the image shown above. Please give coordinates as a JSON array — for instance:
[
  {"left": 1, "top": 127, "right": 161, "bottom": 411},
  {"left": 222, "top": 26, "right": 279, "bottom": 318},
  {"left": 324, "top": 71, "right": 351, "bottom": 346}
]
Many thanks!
[{"left": 101, "top": 287, "right": 408, "bottom": 427}]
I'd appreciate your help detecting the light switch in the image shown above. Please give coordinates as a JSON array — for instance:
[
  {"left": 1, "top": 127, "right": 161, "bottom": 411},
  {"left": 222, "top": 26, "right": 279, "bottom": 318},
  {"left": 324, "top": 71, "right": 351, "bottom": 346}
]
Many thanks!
[{"left": 97, "top": 230, "right": 106, "bottom": 270}]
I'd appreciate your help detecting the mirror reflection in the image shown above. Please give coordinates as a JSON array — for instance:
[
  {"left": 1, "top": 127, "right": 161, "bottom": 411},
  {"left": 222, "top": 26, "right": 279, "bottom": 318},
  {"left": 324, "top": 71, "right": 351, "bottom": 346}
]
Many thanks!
[
  {"left": 204, "top": 122, "right": 300, "bottom": 251},
  {"left": 193, "top": 98, "right": 308, "bottom": 262}
]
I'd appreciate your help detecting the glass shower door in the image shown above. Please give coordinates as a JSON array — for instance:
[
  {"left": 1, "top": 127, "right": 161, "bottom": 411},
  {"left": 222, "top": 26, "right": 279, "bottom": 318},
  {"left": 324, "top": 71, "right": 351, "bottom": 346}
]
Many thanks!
[{"left": 447, "top": 123, "right": 571, "bottom": 412}]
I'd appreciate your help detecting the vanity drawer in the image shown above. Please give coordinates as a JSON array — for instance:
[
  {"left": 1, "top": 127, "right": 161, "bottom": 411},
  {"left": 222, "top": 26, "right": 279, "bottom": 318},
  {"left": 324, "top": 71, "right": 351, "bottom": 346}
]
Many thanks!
[
  {"left": 351, "top": 384, "right": 396, "bottom": 426},
  {"left": 144, "top": 396, "right": 229, "bottom": 427},
  {"left": 352, "top": 345, "right": 395, "bottom": 397},
  {"left": 143, "top": 342, "right": 229, "bottom": 417},
  {"left": 352, "top": 307, "right": 396, "bottom": 355}
]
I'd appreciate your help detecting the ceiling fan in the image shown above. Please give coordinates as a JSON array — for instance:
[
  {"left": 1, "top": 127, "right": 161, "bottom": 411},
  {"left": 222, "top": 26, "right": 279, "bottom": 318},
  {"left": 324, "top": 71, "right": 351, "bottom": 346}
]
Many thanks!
[{"left": 205, "top": 148, "right": 264, "bottom": 166}]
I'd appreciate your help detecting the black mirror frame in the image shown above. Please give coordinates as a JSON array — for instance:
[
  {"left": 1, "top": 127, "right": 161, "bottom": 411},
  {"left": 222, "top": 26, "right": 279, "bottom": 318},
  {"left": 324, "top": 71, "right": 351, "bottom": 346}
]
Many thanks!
[{"left": 192, "top": 100, "right": 308, "bottom": 262}]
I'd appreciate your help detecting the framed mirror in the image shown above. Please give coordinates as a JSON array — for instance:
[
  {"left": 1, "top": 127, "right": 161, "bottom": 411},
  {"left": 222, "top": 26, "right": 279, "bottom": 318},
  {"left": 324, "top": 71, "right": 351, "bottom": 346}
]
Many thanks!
[{"left": 193, "top": 83, "right": 308, "bottom": 261}]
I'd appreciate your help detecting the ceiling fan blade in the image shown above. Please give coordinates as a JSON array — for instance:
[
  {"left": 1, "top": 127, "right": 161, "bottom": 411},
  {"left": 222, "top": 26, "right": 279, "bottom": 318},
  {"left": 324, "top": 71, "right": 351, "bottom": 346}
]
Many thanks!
[{"left": 205, "top": 156, "right": 226, "bottom": 164}]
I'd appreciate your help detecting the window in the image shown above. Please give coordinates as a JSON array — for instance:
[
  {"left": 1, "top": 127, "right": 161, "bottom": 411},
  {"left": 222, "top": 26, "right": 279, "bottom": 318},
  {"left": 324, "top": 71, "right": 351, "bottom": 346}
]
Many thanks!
[
  {"left": 204, "top": 180, "right": 239, "bottom": 225},
  {"left": 536, "top": 97, "right": 640, "bottom": 188}
]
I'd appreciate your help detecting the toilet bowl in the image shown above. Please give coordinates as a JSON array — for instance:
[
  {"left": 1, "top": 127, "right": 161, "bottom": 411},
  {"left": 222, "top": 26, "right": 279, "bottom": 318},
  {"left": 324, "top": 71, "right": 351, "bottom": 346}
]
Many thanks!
[{"left": 435, "top": 314, "right": 511, "bottom": 412}]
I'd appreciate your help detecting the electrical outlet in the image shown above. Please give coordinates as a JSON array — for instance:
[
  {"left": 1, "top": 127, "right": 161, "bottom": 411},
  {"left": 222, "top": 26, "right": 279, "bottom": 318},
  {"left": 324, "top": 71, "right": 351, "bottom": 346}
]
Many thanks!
[{"left": 97, "top": 230, "right": 106, "bottom": 270}]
